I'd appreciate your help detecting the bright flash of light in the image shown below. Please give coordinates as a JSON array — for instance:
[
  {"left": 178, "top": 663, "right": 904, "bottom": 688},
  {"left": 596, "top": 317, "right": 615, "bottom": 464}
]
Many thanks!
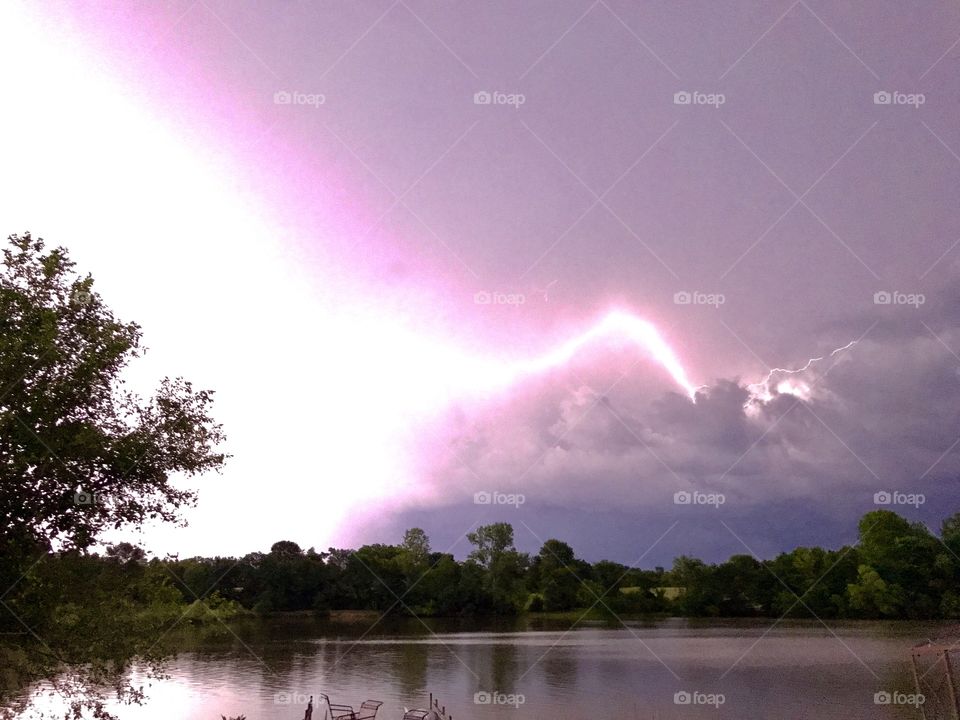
[
  {"left": 509, "top": 310, "right": 699, "bottom": 399},
  {"left": 746, "top": 339, "right": 859, "bottom": 405},
  {"left": 0, "top": 4, "right": 702, "bottom": 557}
]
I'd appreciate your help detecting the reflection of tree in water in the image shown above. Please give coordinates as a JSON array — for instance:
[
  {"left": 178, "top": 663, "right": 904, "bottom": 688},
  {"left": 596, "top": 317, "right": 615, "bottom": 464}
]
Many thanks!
[
  {"left": 199, "top": 620, "right": 327, "bottom": 701},
  {"left": 541, "top": 651, "right": 577, "bottom": 692},
  {"left": 183, "top": 619, "right": 316, "bottom": 681},
  {"left": 393, "top": 640, "right": 428, "bottom": 697},
  {"left": 490, "top": 641, "right": 521, "bottom": 695}
]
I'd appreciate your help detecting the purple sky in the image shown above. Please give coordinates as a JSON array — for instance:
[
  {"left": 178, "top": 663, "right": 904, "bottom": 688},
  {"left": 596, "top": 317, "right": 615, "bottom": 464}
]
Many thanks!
[{"left": 3, "top": 1, "right": 960, "bottom": 563}]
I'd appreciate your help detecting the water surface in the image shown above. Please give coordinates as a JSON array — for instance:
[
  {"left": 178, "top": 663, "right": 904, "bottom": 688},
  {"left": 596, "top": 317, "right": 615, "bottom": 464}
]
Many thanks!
[{"left": 48, "top": 616, "right": 946, "bottom": 718}]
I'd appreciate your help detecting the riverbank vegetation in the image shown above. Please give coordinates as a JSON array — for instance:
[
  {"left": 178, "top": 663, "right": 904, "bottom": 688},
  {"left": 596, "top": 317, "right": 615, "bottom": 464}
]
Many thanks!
[{"left": 132, "top": 509, "right": 960, "bottom": 621}]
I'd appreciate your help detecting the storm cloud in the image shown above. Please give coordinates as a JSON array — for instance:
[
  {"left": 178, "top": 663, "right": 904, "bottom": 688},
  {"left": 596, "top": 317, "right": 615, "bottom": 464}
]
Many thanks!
[{"left": 370, "top": 273, "right": 960, "bottom": 564}]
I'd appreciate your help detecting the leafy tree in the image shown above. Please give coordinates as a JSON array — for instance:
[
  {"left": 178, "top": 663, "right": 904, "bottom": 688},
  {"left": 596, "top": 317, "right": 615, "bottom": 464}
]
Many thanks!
[
  {"left": 414, "top": 553, "right": 463, "bottom": 615},
  {"left": 855, "top": 510, "right": 939, "bottom": 617},
  {"left": 669, "top": 556, "right": 719, "bottom": 616},
  {"left": 467, "top": 524, "right": 528, "bottom": 612},
  {"left": 767, "top": 546, "right": 857, "bottom": 618},
  {"left": 1, "top": 232, "right": 226, "bottom": 556},
  {"left": 270, "top": 540, "right": 303, "bottom": 557},
  {"left": 105, "top": 541, "right": 147, "bottom": 565},
  {"left": 0, "top": 233, "right": 227, "bottom": 718},
  {"left": 345, "top": 544, "right": 407, "bottom": 612},
  {"left": 530, "top": 540, "right": 585, "bottom": 612},
  {"left": 847, "top": 565, "right": 904, "bottom": 617},
  {"left": 592, "top": 560, "right": 629, "bottom": 594},
  {"left": 942, "top": 511, "right": 960, "bottom": 556},
  {"left": 401, "top": 528, "right": 431, "bottom": 567},
  {"left": 467, "top": 523, "right": 516, "bottom": 570},
  {"left": 713, "top": 555, "right": 767, "bottom": 616}
]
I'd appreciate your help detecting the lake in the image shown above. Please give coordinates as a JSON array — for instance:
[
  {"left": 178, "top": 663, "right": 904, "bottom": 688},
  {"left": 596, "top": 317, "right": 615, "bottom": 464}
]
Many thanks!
[{"left": 37, "top": 616, "right": 949, "bottom": 718}]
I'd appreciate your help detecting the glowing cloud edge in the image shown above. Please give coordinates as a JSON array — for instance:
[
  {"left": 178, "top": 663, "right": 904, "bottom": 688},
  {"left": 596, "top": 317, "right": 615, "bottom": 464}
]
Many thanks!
[{"left": 505, "top": 310, "right": 699, "bottom": 400}]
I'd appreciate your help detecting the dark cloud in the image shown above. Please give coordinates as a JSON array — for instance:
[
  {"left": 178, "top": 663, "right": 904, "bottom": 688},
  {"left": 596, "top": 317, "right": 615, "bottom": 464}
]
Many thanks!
[{"left": 364, "top": 278, "right": 960, "bottom": 563}]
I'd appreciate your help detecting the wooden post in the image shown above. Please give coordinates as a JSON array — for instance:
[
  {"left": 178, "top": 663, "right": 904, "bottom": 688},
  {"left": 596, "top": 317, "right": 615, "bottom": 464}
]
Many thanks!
[
  {"left": 911, "top": 653, "right": 928, "bottom": 720},
  {"left": 944, "top": 649, "right": 960, "bottom": 720}
]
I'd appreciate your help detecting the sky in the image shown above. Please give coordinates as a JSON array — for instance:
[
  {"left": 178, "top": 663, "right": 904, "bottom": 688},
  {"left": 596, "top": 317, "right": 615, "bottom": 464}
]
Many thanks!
[{"left": 2, "top": 1, "right": 960, "bottom": 565}]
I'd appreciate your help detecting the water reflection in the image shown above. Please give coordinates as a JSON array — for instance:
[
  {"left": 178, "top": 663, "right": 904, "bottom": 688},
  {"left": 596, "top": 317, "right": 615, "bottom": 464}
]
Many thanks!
[{"left": 24, "top": 618, "right": 951, "bottom": 719}]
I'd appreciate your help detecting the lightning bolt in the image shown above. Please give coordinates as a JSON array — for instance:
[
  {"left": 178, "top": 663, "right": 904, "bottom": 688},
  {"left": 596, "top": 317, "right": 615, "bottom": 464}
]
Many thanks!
[
  {"left": 506, "top": 310, "right": 699, "bottom": 399},
  {"left": 746, "top": 339, "right": 859, "bottom": 402}
]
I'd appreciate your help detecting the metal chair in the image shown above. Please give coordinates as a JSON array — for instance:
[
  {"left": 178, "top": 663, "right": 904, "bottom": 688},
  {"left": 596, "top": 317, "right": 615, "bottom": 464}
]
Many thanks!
[
  {"left": 355, "top": 700, "right": 383, "bottom": 719},
  {"left": 318, "top": 693, "right": 356, "bottom": 720},
  {"left": 319, "top": 694, "right": 384, "bottom": 720}
]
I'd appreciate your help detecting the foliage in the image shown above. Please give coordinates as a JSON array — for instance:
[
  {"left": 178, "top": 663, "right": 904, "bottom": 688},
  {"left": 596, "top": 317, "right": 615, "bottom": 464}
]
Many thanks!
[
  {"left": 0, "top": 234, "right": 227, "bottom": 555},
  {"left": 0, "top": 233, "right": 227, "bottom": 718}
]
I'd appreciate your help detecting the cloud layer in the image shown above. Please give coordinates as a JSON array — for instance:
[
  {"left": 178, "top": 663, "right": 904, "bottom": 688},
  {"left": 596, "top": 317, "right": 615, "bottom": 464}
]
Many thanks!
[{"left": 367, "top": 274, "right": 960, "bottom": 563}]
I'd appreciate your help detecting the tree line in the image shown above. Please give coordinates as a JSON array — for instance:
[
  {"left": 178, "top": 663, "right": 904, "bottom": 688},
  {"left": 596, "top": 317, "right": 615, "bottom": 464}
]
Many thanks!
[{"left": 64, "top": 508, "right": 960, "bottom": 621}]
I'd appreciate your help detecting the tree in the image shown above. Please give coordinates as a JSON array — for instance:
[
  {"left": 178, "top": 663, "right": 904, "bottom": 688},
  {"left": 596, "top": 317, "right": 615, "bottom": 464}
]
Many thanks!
[
  {"left": 942, "top": 512, "right": 960, "bottom": 560},
  {"left": 856, "top": 510, "right": 939, "bottom": 617},
  {"left": 467, "top": 523, "right": 528, "bottom": 612},
  {"left": 105, "top": 541, "right": 147, "bottom": 565},
  {"left": 0, "top": 233, "right": 227, "bottom": 718},
  {"left": 400, "top": 528, "right": 431, "bottom": 574},
  {"left": 713, "top": 554, "right": 767, "bottom": 616},
  {"left": 0, "top": 233, "right": 227, "bottom": 556},
  {"left": 530, "top": 540, "right": 583, "bottom": 612},
  {"left": 847, "top": 564, "right": 904, "bottom": 617},
  {"left": 347, "top": 544, "right": 406, "bottom": 611},
  {"left": 670, "top": 556, "right": 718, "bottom": 616},
  {"left": 467, "top": 523, "right": 516, "bottom": 570},
  {"left": 767, "top": 546, "right": 856, "bottom": 618},
  {"left": 270, "top": 540, "right": 303, "bottom": 557}
]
